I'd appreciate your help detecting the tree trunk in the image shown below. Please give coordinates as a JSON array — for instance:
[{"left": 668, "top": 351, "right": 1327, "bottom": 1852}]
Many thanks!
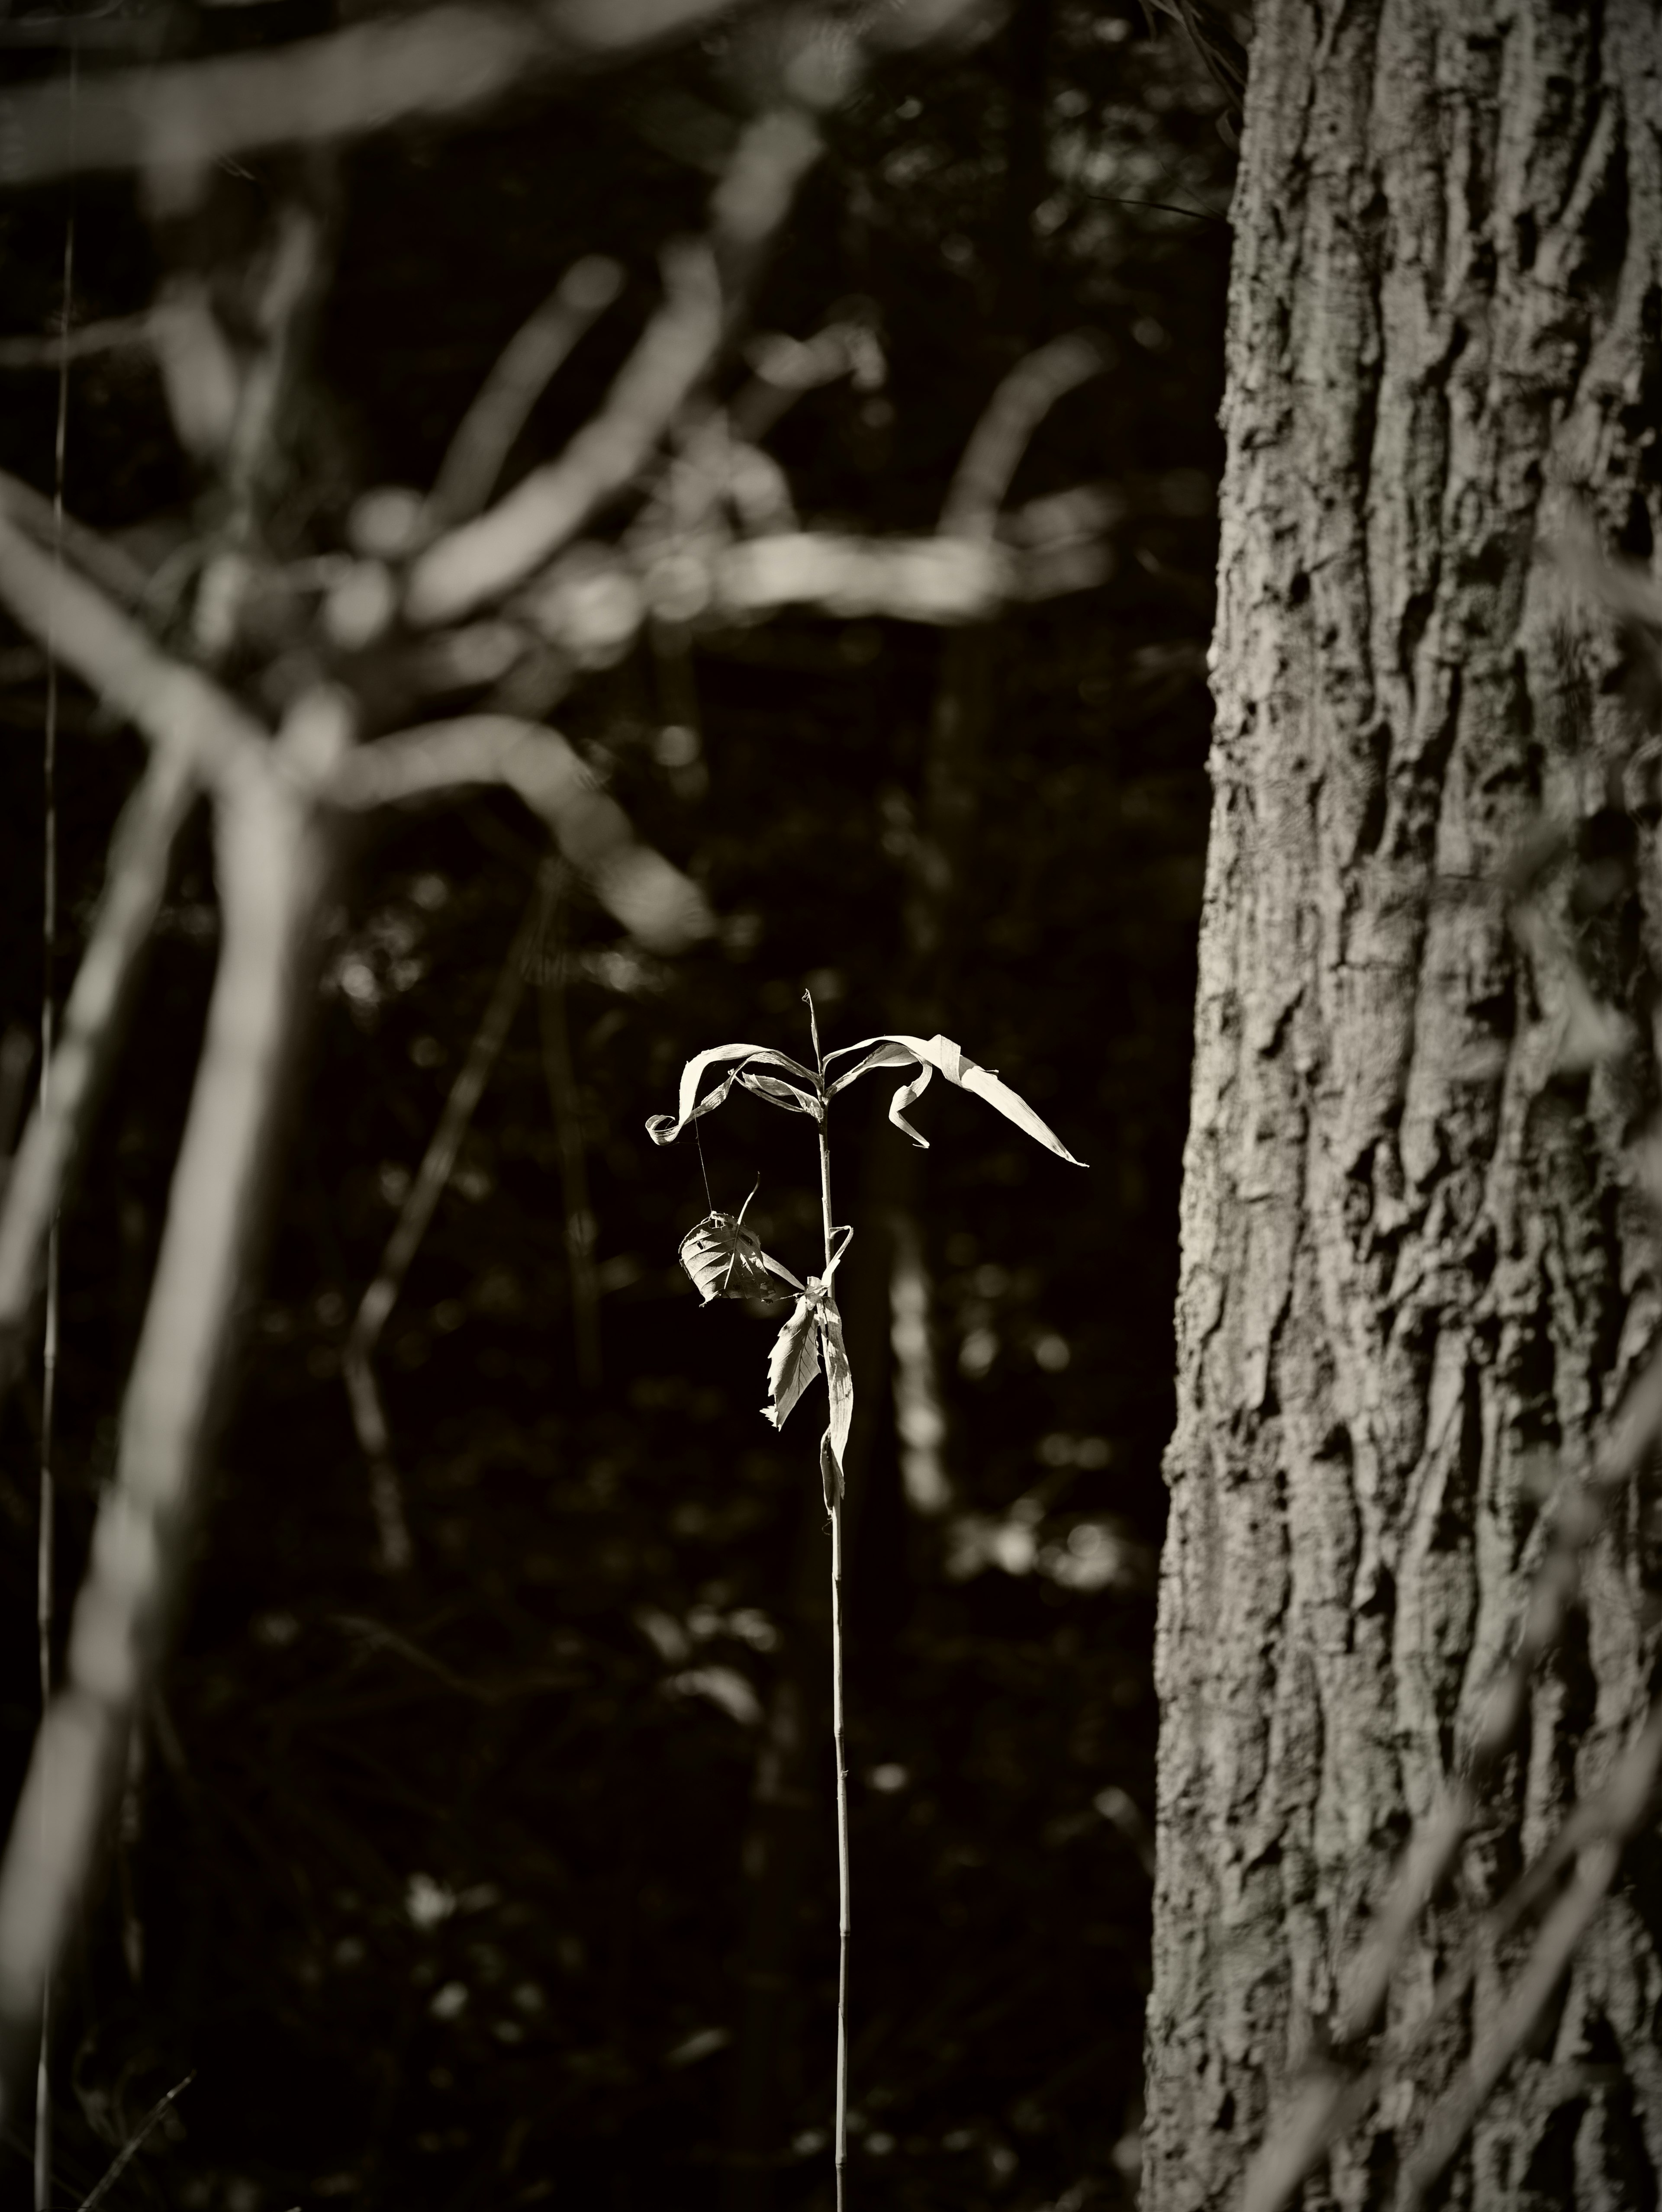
[{"left": 1147, "top": 5, "right": 1662, "bottom": 2208}]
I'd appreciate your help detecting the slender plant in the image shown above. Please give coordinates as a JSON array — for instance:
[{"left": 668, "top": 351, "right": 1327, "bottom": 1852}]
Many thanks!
[{"left": 647, "top": 990, "right": 1085, "bottom": 2205}]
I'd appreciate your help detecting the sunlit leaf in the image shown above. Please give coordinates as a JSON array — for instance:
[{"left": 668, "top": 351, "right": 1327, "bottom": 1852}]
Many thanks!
[
  {"left": 680, "top": 1209, "right": 802, "bottom": 1302},
  {"left": 822, "top": 1032, "right": 1085, "bottom": 1164},
  {"left": 646, "top": 1042, "right": 822, "bottom": 1146},
  {"left": 763, "top": 1295, "right": 821, "bottom": 1431},
  {"left": 820, "top": 1289, "right": 853, "bottom": 1486}
]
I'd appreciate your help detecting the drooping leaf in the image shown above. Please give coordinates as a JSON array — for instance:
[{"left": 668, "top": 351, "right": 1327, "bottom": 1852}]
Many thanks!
[
  {"left": 822, "top": 1031, "right": 1085, "bottom": 1164},
  {"left": 646, "top": 1043, "right": 822, "bottom": 1146},
  {"left": 762, "top": 1295, "right": 821, "bottom": 1431},
  {"left": 818, "top": 1289, "right": 853, "bottom": 1484}
]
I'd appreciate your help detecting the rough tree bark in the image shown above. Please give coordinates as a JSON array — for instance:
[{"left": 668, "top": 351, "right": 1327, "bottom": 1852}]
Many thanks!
[{"left": 1148, "top": 5, "right": 1662, "bottom": 2208}]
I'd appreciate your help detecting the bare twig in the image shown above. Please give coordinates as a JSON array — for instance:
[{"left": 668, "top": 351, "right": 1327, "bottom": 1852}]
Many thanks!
[
  {"left": 0, "top": 717, "right": 341, "bottom": 2138},
  {"left": 322, "top": 714, "right": 715, "bottom": 953},
  {"left": 941, "top": 332, "right": 1110, "bottom": 540},
  {"left": 429, "top": 257, "right": 626, "bottom": 528},
  {"left": 74, "top": 2071, "right": 195, "bottom": 2212},
  {"left": 344, "top": 890, "right": 540, "bottom": 1572}
]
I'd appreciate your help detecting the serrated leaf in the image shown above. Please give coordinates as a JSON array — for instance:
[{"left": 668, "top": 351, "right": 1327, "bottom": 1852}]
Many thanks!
[
  {"left": 821, "top": 1031, "right": 1086, "bottom": 1164},
  {"left": 762, "top": 1295, "right": 821, "bottom": 1431},
  {"left": 646, "top": 1043, "right": 822, "bottom": 1146}
]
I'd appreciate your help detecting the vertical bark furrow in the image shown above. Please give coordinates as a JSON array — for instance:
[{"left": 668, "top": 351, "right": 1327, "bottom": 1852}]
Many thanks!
[{"left": 1150, "top": 3, "right": 1662, "bottom": 2206}]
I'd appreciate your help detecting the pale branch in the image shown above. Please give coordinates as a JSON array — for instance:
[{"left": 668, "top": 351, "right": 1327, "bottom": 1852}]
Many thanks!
[
  {"left": 0, "top": 746, "right": 201, "bottom": 1393},
  {"left": 406, "top": 239, "right": 726, "bottom": 627},
  {"left": 0, "top": 315, "right": 154, "bottom": 370},
  {"left": 0, "top": 724, "right": 340, "bottom": 2138},
  {"left": 344, "top": 890, "right": 541, "bottom": 1573},
  {"left": 0, "top": 469, "right": 154, "bottom": 612},
  {"left": 0, "top": 508, "right": 267, "bottom": 781},
  {"left": 520, "top": 527, "right": 1110, "bottom": 667},
  {"left": 321, "top": 714, "right": 715, "bottom": 954},
  {"left": 941, "top": 332, "right": 1111, "bottom": 541},
  {"left": 428, "top": 256, "right": 626, "bottom": 528},
  {"left": 406, "top": 69, "right": 838, "bottom": 628},
  {"left": 0, "top": 0, "right": 769, "bottom": 184}
]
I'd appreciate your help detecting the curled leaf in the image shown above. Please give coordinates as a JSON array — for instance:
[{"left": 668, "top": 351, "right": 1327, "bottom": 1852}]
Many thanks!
[
  {"left": 763, "top": 1295, "right": 821, "bottom": 1431},
  {"left": 823, "top": 1032, "right": 1085, "bottom": 1164},
  {"left": 647, "top": 1042, "right": 822, "bottom": 1145}
]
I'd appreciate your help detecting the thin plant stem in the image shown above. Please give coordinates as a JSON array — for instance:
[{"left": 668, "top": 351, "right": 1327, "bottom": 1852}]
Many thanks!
[
  {"left": 806, "top": 989, "right": 850, "bottom": 2212},
  {"left": 36, "top": 179, "right": 74, "bottom": 2212}
]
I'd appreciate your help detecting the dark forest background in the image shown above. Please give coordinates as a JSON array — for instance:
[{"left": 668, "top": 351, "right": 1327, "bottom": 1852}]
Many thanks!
[{"left": 0, "top": 4, "right": 1235, "bottom": 2206}]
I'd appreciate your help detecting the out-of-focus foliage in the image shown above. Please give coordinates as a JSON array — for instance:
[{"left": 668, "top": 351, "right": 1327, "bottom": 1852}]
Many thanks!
[{"left": 0, "top": 1, "right": 1236, "bottom": 2205}]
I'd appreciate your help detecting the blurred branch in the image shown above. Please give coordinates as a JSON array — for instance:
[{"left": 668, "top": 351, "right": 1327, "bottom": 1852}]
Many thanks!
[
  {"left": 941, "top": 332, "right": 1109, "bottom": 540},
  {"left": 0, "top": 469, "right": 154, "bottom": 611},
  {"left": 344, "top": 890, "right": 541, "bottom": 1573},
  {"left": 1239, "top": 1340, "right": 1662, "bottom": 2212},
  {"left": 0, "top": 315, "right": 154, "bottom": 369},
  {"left": 0, "top": 746, "right": 200, "bottom": 1395},
  {"left": 0, "top": 507, "right": 266, "bottom": 779},
  {"left": 516, "top": 526, "right": 1110, "bottom": 674},
  {"left": 407, "top": 238, "right": 726, "bottom": 624},
  {"left": 1241, "top": 1694, "right": 1662, "bottom": 2212},
  {"left": 0, "top": 0, "right": 773, "bottom": 184},
  {"left": 323, "top": 714, "right": 715, "bottom": 953},
  {"left": 0, "top": 711, "right": 341, "bottom": 2139},
  {"left": 429, "top": 256, "right": 626, "bottom": 528}
]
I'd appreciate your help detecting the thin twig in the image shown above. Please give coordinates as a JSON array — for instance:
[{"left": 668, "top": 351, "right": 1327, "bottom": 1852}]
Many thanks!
[
  {"left": 343, "top": 890, "right": 541, "bottom": 1572},
  {"left": 73, "top": 2070, "right": 195, "bottom": 2212},
  {"left": 429, "top": 257, "right": 625, "bottom": 527}
]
